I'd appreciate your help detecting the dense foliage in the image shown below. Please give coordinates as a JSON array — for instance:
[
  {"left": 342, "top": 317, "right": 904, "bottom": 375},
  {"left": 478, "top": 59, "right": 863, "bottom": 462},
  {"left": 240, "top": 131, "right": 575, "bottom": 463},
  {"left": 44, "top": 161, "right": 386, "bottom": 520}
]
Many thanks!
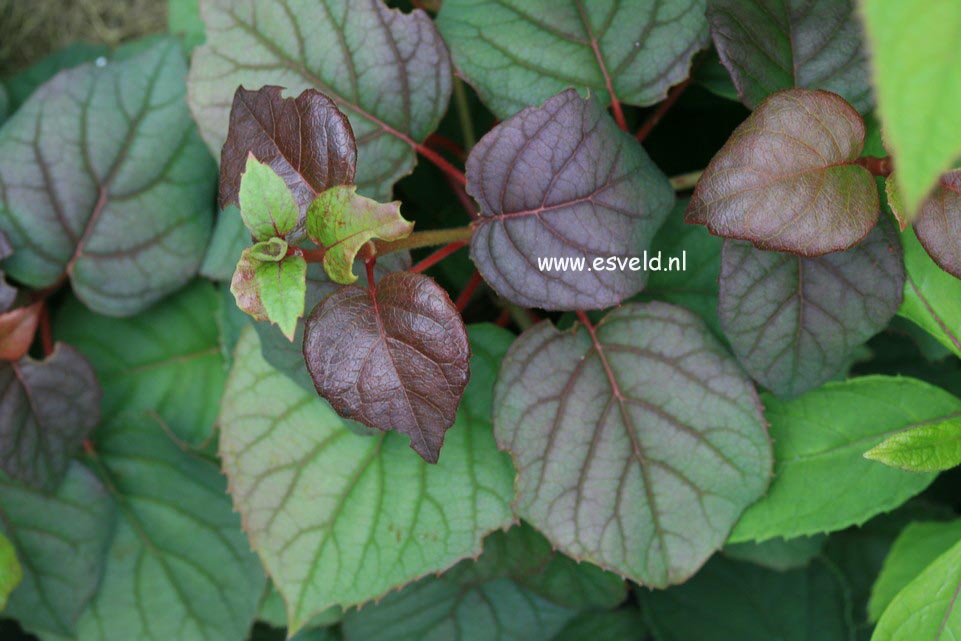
[{"left": 1, "top": 1, "right": 961, "bottom": 640}]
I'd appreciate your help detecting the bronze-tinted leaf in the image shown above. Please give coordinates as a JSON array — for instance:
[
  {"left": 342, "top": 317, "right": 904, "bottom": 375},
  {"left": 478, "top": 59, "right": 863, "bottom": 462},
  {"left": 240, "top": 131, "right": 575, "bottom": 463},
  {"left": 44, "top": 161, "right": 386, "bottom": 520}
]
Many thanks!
[
  {"left": 0, "top": 302, "right": 42, "bottom": 361},
  {"left": 686, "top": 89, "right": 878, "bottom": 256},
  {"left": 467, "top": 89, "right": 674, "bottom": 310},
  {"left": 303, "top": 271, "right": 470, "bottom": 462},
  {"left": 0, "top": 344, "right": 100, "bottom": 489},
  {"left": 718, "top": 221, "right": 904, "bottom": 397},
  {"left": 913, "top": 170, "right": 961, "bottom": 279},
  {"left": 219, "top": 86, "right": 357, "bottom": 239}
]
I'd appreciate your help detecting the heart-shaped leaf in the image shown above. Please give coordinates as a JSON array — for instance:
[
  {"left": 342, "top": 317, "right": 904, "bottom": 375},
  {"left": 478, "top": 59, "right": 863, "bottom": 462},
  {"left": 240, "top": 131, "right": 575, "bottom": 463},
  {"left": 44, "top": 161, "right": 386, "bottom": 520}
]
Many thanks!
[
  {"left": 0, "top": 38, "right": 215, "bottom": 316},
  {"left": 641, "top": 555, "right": 854, "bottom": 641},
  {"left": 239, "top": 155, "right": 300, "bottom": 241},
  {"left": 902, "top": 171, "right": 961, "bottom": 280},
  {"left": 54, "top": 281, "right": 227, "bottom": 445},
  {"left": 303, "top": 271, "right": 470, "bottom": 462},
  {"left": 217, "top": 86, "right": 357, "bottom": 238},
  {"left": 218, "top": 326, "right": 515, "bottom": 631},
  {"left": 189, "top": 0, "right": 451, "bottom": 201},
  {"left": 686, "top": 88, "right": 877, "bottom": 256},
  {"left": 436, "top": 0, "right": 707, "bottom": 120},
  {"left": 861, "top": 0, "right": 961, "bottom": 221},
  {"left": 729, "top": 377, "right": 957, "bottom": 542},
  {"left": 718, "top": 221, "right": 904, "bottom": 397},
  {"left": 306, "top": 186, "right": 413, "bottom": 284},
  {"left": 0, "top": 344, "right": 99, "bottom": 489},
  {"left": 75, "top": 414, "right": 265, "bottom": 641},
  {"left": 0, "top": 463, "right": 114, "bottom": 639},
  {"left": 707, "top": 0, "right": 872, "bottom": 111},
  {"left": 467, "top": 89, "right": 674, "bottom": 311},
  {"left": 494, "top": 302, "right": 772, "bottom": 587}
]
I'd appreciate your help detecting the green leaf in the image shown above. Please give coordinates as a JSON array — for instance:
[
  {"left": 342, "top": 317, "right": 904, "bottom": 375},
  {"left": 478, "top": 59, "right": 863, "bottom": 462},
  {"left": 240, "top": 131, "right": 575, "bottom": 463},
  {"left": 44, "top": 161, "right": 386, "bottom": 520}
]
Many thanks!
[
  {"left": 436, "top": 0, "right": 708, "bottom": 119},
  {"left": 495, "top": 302, "right": 772, "bottom": 587},
  {"left": 724, "top": 534, "right": 827, "bottom": 571},
  {"left": 898, "top": 226, "right": 961, "bottom": 358},
  {"left": 730, "top": 377, "right": 959, "bottom": 542},
  {"left": 306, "top": 186, "right": 412, "bottom": 284},
  {"left": 550, "top": 609, "right": 646, "bottom": 641},
  {"left": 249, "top": 238, "right": 289, "bottom": 262},
  {"left": 240, "top": 156, "right": 300, "bottom": 241},
  {"left": 0, "top": 463, "right": 115, "bottom": 638},
  {"left": 231, "top": 248, "right": 307, "bottom": 341},
  {"left": 865, "top": 417, "right": 961, "bottom": 472},
  {"left": 188, "top": 0, "right": 452, "bottom": 201},
  {"left": 642, "top": 555, "right": 855, "bottom": 641},
  {"left": 55, "top": 281, "right": 227, "bottom": 445},
  {"left": 218, "top": 325, "right": 516, "bottom": 632},
  {"left": 872, "top": 538, "right": 961, "bottom": 641},
  {"left": 869, "top": 519, "right": 961, "bottom": 623},
  {"left": 0, "top": 531, "right": 20, "bottom": 610},
  {"left": 0, "top": 38, "right": 216, "bottom": 316},
  {"left": 2, "top": 42, "right": 109, "bottom": 111},
  {"left": 201, "top": 205, "right": 251, "bottom": 281},
  {"left": 259, "top": 584, "right": 342, "bottom": 630},
  {"left": 707, "top": 0, "right": 872, "bottom": 111},
  {"left": 860, "top": 0, "right": 961, "bottom": 221},
  {"left": 76, "top": 414, "right": 265, "bottom": 641}
]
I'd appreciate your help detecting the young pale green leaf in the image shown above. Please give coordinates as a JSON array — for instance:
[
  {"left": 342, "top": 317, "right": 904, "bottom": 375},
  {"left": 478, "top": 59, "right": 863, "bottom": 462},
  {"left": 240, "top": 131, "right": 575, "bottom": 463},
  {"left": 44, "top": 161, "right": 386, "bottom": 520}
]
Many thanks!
[
  {"left": 860, "top": 0, "right": 961, "bottom": 222},
  {"left": 218, "top": 326, "right": 515, "bottom": 632},
  {"left": 494, "top": 302, "right": 772, "bottom": 587},
  {"left": 75, "top": 414, "right": 265, "bottom": 641},
  {"left": 642, "top": 556, "right": 854, "bottom": 641},
  {"left": 201, "top": 206, "right": 251, "bottom": 281},
  {"left": 869, "top": 519, "right": 961, "bottom": 623},
  {"left": 707, "top": 0, "right": 872, "bottom": 111},
  {"left": 724, "top": 534, "right": 827, "bottom": 572},
  {"left": 239, "top": 156, "right": 300, "bottom": 241},
  {"left": 0, "top": 38, "right": 215, "bottom": 316},
  {"left": 730, "top": 377, "right": 960, "bottom": 542},
  {"left": 719, "top": 221, "right": 904, "bottom": 397},
  {"left": 231, "top": 248, "right": 307, "bottom": 341},
  {"left": 303, "top": 272, "right": 469, "bottom": 462},
  {"left": 0, "top": 463, "right": 114, "bottom": 638},
  {"left": 189, "top": 1, "right": 451, "bottom": 201},
  {"left": 306, "top": 186, "right": 413, "bottom": 284},
  {"left": 864, "top": 417, "right": 961, "bottom": 472},
  {"left": 55, "top": 281, "right": 226, "bottom": 445},
  {"left": 436, "top": 0, "right": 707, "bottom": 120},
  {"left": 248, "top": 238, "right": 289, "bottom": 262},
  {"left": 0, "top": 532, "right": 20, "bottom": 610},
  {"left": 0, "top": 344, "right": 100, "bottom": 489},
  {"left": 467, "top": 89, "right": 674, "bottom": 311},
  {"left": 686, "top": 89, "right": 877, "bottom": 255},
  {"left": 898, "top": 226, "right": 961, "bottom": 358},
  {"left": 872, "top": 538, "right": 961, "bottom": 641}
]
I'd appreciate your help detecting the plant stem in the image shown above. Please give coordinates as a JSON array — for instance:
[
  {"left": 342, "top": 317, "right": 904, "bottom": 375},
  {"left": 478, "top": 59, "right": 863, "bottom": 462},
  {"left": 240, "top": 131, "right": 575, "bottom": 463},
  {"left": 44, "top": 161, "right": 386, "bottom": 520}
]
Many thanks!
[
  {"left": 410, "top": 241, "right": 468, "bottom": 273},
  {"left": 454, "top": 78, "right": 477, "bottom": 151},
  {"left": 669, "top": 170, "right": 703, "bottom": 192},
  {"left": 856, "top": 155, "right": 893, "bottom": 177},
  {"left": 376, "top": 226, "right": 474, "bottom": 254},
  {"left": 414, "top": 142, "right": 467, "bottom": 187},
  {"left": 455, "top": 270, "right": 484, "bottom": 312},
  {"left": 636, "top": 78, "right": 690, "bottom": 143}
]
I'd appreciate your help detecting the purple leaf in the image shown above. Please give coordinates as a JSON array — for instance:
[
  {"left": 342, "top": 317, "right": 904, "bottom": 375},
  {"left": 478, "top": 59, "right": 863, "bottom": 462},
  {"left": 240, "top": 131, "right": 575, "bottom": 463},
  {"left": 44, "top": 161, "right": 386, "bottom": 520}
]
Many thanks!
[
  {"left": 494, "top": 302, "right": 772, "bottom": 587},
  {"left": 303, "top": 271, "right": 470, "bottom": 462},
  {"left": 708, "top": 0, "right": 872, "bottom": 112},
  {"left": 467, "top": 89, "right": 674, "bottom": 311},
  {"left": 219, "top": 86, "right": 357, "bottom": 240},
  {"left": 912, "top": 170, "right": 961, "bottom": 279},
  {"left": 718, "top": 221, "right": 904, "bottom": 397},
  {"left": 0, "top": 344, "right": 100, "bottom": 489},
  {"left": 686, "top": 89, "right": 878, "bottom": 256}
]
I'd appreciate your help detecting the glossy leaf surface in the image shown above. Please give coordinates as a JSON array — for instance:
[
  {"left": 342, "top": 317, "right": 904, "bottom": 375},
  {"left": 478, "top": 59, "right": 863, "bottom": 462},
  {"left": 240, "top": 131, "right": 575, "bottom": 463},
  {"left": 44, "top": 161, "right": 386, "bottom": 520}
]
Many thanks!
[
  {"left": 707, "top": 0, "right": 871, "bottom": 111},
  {"left": 0, "top": 38, "right": 215, "bottom": 316},
  {"left": 468, "top": 89, "right": 674, "bottom": 310},
  {"left": 189, "top": 1, "right": 451, "bottom": 200},
  {"left": 303, "top": 271, "right": 470, "bottom": 462},
  {"left": 686, "top": 89, "right": 877, "bottom": 255},
  {"left": 436, "top": 0, "right": 708, "bottom": 119},
  {"left": 232, "top": 246, "right": 307, "bottom": 341},
  {"left": 718, "top": 222, "right": 903, "bottom": 397},
  {"left": 494, "top": 302, "right": 771, "bottom": 586},
  {"left": 218, "top": 326, "right": 515, "bottom": 631},
  {"left": 239, "top": 155, "right": 300, "bottom": 241}
]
